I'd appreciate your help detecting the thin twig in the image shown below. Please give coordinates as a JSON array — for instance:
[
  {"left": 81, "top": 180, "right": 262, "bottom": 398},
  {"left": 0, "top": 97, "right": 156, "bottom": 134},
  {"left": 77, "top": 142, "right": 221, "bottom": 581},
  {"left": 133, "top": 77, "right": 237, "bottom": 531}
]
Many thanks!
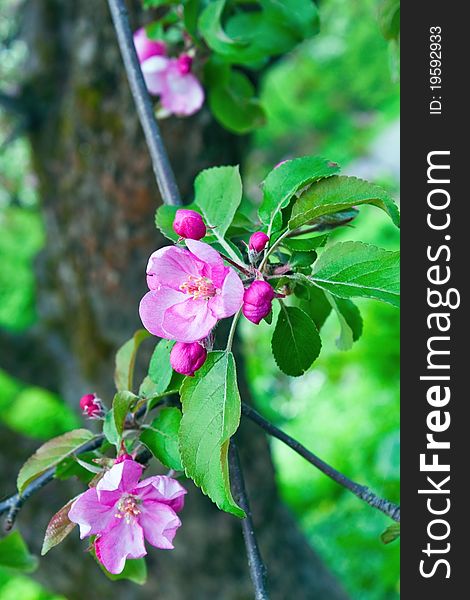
[
  {"left": 0, "top": 435, "right": 104, "bottom": 529},
  {"left": 107, "top": 0, "right": 181, "bottom": 206},
  {"left": 226, "top": 309, "right": 242, "bottom": 353},
  {"left": 229, "top": 442, "right": 269, "bottom": 600},
  {"left": 0, "top": 398, "right": 175, "bottom": 527},
  {"left": 242, "top": 403, "right": 400, "bottom": 522},
  {"left": 218, "top": 252, "right": 252, "bottom": 276}
]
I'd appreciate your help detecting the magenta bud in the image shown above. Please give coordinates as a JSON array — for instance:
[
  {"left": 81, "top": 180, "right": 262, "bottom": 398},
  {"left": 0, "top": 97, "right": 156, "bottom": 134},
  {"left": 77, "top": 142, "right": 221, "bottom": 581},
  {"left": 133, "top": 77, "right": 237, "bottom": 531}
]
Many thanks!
[
  {"left": 249, "top": 231, "right": 269, "bottom": 253},
  {"left": 79, "top": 393, "right": 103, "bottom": 418},
  {"left": 242, "top": 280, "right": 275, "bottom": 324},
  {"left": 170, "top": 342, "right": 207, "bottom": 376},
  {"left": 133, "top": 28, "right": 166, "bottom": 63},
  {"left": 177, "top": 54, "right": 193, "bottom": 75},
  {"left": 115, "top": 453, "right": 133, "bottom": 464},
  {"left": 173, "top": 209, "right": 206, "bottom": 240}
]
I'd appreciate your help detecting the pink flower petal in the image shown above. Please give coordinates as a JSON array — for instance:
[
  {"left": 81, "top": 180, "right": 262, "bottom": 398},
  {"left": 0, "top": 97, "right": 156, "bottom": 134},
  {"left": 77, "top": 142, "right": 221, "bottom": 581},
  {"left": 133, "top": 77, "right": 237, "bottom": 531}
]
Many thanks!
[
  {"left": 139, "top": 288, "right": 187, "bottom": 339},
  {"left": 134, "top": 28, "right": 166, "bottom": 63},
  {"left": 146, "top": 245, "right": 203, "bottom": 291},
  {"left": 185, "top": 239, "right": 228, "bottom": 286},
  {"left": 96, "top": 460, "right": 143, "bottom": 505},
  {"left": 185, "top": 240, "right": 222, "bottom": 267},
  {"left": 209, "top": 268, "right": 244, "bottom": 319},
  {"left": 95, "top": 519, "right": 146, "bottom": 575},
  {"left": 160, "top": 64, "right": 204, "bottom": 117},
  {"left": 68, "top": 488, "right": 115, "bottom": 539},
  {"left": 135, "top": 475, "right": 187, "bottom": 513},
  {"left": 162, "top": 297, "right": 217, "bottom": 342},
  {"left": 141, "top": 56, "right": 170, "bottom": 96},
  {"left": 139, "top": 502, "right": 181, "bottom": 550}
]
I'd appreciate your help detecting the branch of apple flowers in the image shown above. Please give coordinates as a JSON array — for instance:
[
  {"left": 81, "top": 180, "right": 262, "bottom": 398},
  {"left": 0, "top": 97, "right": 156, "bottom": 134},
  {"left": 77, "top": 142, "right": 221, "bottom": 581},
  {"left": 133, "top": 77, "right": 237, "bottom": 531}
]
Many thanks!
[{"left": 0, "top": 0, "right": 395, "bottom": 591}]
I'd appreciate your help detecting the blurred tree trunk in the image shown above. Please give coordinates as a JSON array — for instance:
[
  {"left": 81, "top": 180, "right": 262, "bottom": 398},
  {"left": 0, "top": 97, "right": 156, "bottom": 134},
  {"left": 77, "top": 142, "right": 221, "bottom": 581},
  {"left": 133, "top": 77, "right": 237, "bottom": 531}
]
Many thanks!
[{"left": 9, "top": 1, "right": 350, "bottom": 598}]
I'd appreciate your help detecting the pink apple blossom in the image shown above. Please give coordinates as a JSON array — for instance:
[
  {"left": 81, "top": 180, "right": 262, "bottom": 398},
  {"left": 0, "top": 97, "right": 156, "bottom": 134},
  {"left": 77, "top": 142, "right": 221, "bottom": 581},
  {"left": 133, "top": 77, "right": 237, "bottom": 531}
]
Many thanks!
[
  {"left": 140, "top": 240, "right": 244, "bottom": 343},
  {"left": 141, "top": 55, "right": 171, "bottom": 96},
  {"left": 133, "top": 28, "right": 167, "bottom": 63},
  {"left": 170, "top": 341, "right": 207, "bottom": 376},
  {"left": 160, "top": 55, "right": 204, "bottom": 117},
  {"left": 242, "top": 280, "right": 275, "bottom": 324},
  {"left": 68, "top": 459, "right": 186, "bottom": 574}
]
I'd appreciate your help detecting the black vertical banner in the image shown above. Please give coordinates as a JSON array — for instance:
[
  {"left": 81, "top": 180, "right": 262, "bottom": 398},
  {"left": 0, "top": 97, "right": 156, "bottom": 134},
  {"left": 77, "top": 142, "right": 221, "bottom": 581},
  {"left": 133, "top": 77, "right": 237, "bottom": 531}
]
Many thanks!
[{"left": 401, "top": 2, "right": 467, "bottom": 597}]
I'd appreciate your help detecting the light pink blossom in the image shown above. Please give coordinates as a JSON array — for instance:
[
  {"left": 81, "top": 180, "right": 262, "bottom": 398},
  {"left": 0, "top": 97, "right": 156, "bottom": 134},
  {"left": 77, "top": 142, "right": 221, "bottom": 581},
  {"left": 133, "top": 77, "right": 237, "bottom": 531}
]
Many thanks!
[
  {"left": 141, "top": 55, "right": 171, "bottom": 96},
  {"left": 160, "top": 55, "right": 204, "bottom": 117},
  {"left": 68, "top": 459, "right": 186, "bottom": 574},
  {"left": 133, "top": 28, "right": 166, "bottom": 63},
  {"left": 139, "top": 240, "right": 244, "bottom": 343}
]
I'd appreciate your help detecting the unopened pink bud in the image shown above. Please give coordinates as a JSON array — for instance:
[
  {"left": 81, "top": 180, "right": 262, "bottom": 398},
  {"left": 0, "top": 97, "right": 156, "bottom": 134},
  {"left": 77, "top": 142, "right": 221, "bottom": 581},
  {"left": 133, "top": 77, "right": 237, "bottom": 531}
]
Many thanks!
[
  {"left": 170, "top": 342, "right": 207, "bottom": 376},
  {"left": 115, "top": 453, "right": 133, "bottom": 464},
  {"left": 79, "top": 393, "right": 103, "bottom": 418},
  {"left": 173, "top": 209, "right": 206, "bottom": 240},
  {"left": 242, "top": 280, "right": 275, "bottom": 324},
  {"left": 177, "top": 54, "right": 193, "bottom": 75},
  {"left": 249, "top": 231, "right": 269, "bottom": 253},
  {"left": 133, "top": 28, "right": 166, "bottom": 63}
]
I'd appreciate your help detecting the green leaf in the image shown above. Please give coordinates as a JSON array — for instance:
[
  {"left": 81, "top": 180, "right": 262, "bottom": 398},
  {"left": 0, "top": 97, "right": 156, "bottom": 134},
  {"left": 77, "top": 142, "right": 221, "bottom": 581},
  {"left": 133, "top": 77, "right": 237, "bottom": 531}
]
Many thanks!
[
  {"left": 198, "top": 0, "right": 319, "bottom": 66},
  {"left": 271, "top": 305, "right": 321, "bottom": 377},
  {"left": 103, "top": 410, "right": 120, "bottom": 447},
  {"left": 179, "top": 351, "right": 244, "bottom": 517},
  {"left": 381, "top": 523, "right": 400, "bottom": 544},
  {"left": 148, "top": 339, "right": 175, "bottom": 393},
  {"left": 0, "top": 531, "right": 38, "bottom": 573},
  {"left": 55, "top": 452, "right": 98, "bottom": 484},
  {"left": 325, "top": 293, "right": 363, "bottom": 351},
  {"left": 259, "top": 156, "right": 340, "bottom": 234},
  {"left": 41, "top": 498, "right": 77, "bottom": 556},
  {"left": 289, "top": 175, "right": 400, "bottom": 230},
  {"left": 194, "top": 165, "right": 243, "bottom": 241},
  {"left": 261, "top": 0, "right": 319, "bottom": 40},
  {"left": 114, "top": 329, "right": 151, "bottom": 392},
  {"left": 155, "top": 205, "right": 179, "bottom": 241},
  {"left": 310, "top": 241, "right": 400, "bottom": 307},
  {"left": 283, "top": 233, "right": 328, "bottom": 252},
  {"left": 113, "top": 391, "right": 138, "bottom": 437},
  {"left": 93, "top": 550, "right": 147, "bottom": 585},
  {"left": 289, "top": 251, "right": 317, "bottom": 268},
  {"left": 209, "top": 68, "right": 266, "bottom": 134},
  {"left": 17, "top": 429, "right": 95, "bottom": 494},
  {"left": 296, "top": 285, "right": 332, "bottom": 330},
  {"left": 378, "top": 0, "right": 400, "bottom": 40},
  {"left": 198, "top": 0, "right": 246, "bottom": 55},
  {"left": 140, "top": 407, "right": 183, "bottom": 470}
]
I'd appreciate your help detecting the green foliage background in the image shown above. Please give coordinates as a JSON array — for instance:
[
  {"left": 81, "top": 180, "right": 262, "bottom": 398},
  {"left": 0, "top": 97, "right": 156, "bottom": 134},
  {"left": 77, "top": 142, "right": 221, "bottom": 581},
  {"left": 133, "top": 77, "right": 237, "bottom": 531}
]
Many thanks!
[{"left": 0, "top": 0, "right": 399, "bottom": 597}]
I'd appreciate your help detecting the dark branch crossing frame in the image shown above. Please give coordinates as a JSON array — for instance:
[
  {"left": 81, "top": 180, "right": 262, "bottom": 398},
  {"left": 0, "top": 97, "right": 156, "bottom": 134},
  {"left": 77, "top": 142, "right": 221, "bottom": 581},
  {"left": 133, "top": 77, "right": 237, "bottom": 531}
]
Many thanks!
[{"left": 0, "top": 0, "right": 400, "bottom": 597}]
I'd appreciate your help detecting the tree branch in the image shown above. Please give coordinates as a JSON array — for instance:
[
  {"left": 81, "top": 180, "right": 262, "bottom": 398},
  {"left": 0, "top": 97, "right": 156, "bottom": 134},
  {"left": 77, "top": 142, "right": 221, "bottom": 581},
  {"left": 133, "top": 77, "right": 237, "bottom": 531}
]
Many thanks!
[
  {"left": 229, "top": 441, "right": 269, "bottom": 600},
  {"left": 107, "top": 0, "right": 181, "bottom": 206},
  {"left": 242, "top": 403, "right": 400, "bottom": 523},
  {"left": 0, "top": 435, "right": 104, "bottom": 529}
]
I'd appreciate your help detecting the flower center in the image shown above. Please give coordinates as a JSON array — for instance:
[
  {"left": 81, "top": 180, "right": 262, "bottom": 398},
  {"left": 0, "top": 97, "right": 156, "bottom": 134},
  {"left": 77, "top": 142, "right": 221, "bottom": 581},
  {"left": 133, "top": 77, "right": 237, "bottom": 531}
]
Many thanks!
[
  {"left": 115, "top": 494, "right": 141, "bottom": 524},
  {"left": 180, "top": 275, "right": 217, "bottom": 300}
]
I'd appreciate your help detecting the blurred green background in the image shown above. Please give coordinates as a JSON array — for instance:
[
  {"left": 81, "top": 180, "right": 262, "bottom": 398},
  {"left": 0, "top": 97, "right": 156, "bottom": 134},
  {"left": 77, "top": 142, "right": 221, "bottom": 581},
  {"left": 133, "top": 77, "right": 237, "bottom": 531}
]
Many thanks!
[{"left": 0, "top": 0, "right": 399, "bottom": 598}]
